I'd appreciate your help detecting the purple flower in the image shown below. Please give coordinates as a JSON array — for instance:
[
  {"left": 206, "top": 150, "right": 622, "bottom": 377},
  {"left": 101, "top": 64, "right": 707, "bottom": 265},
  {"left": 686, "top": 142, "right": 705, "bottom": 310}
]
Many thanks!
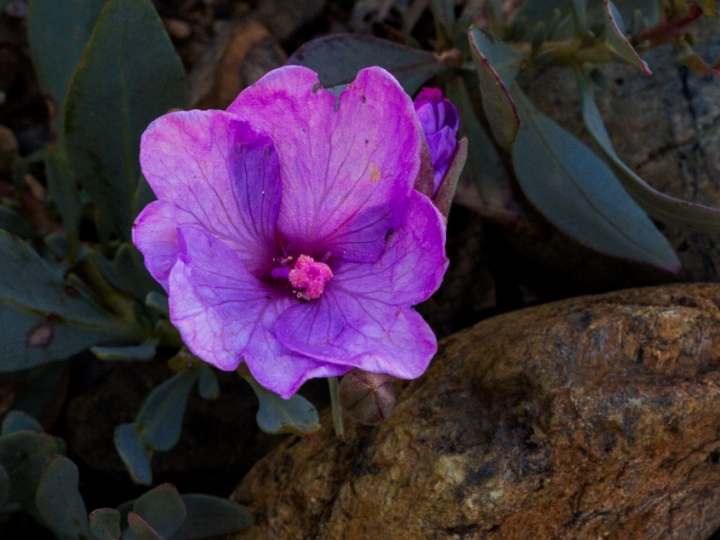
[
  {"left": 414, "top": 88, "right": 460, "bottom": 194},
  {"left": 133, "top": 66, "right": 449, "bottom": 398}
]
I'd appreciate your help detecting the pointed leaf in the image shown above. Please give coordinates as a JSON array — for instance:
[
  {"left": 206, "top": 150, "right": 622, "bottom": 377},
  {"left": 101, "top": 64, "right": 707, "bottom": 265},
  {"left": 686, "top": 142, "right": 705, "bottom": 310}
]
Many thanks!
[
  {"left": 603, "top": 0, "right": 651, "bottom": 73},
  {"left": 468, "top": 26, "right": 523, "bottom": 148},
  {"left": 241, "top": 373, "right": 320, "bottom": 436},
  {"left": 0, "top": 230, "right": 142, "bottom": 372},
  {"left": 27, "top": 0, "right": 106, "bottom": 135},
  {"left": 45, "top": 148, "right": 81, "bottom": 251},
  {"left": 578, "top": 71, "right": 720, "bottom": 232},
  {"left": 431, "top": 0, "right": 455, "bottom": 35},
  {"left": 91, "top": 339, "right": 158, "bottom": 362},
  {"left": 510, "top": 85, "right": 679, "bottom": 271},
  {"left": 132, "top": 484, "right": 187, "bottom": 540},
  {"left": 197, "top": 366, "right": 219, "bottom": 400},
  {"left": 35, "top": 455, "right": 91, "bottom": 540},
  {"left": 1, "top": 410, "right": 43, "bottom": 435},
  {"left": 445, "top": 77, "right": 526, "bottom": 222},
  {"left": 127, "top": 512, "right": 164, "bottom": 540},
  {"left": 89, "top": 508, "right": 122, "bottom": 540},
  {"left": 114, "top": 423, "right": 152, "bottom": 486},
  {"left": 135, "top": 369, "right": 199, "bottom": 452},
  {"left": 287, "top": 34, "right": 453, "bottom": 96},
  {"left": 64, "top": 0, "right": 187, "bottom": 241},
  {"left": 169, "top": 495, "right": 252, "bottom": 540}
]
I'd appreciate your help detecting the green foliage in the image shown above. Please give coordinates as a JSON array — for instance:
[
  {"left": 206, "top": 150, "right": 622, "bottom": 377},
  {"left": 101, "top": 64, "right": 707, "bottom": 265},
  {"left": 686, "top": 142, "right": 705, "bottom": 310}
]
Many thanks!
[
  {"left": 577, "top": 70, "right": 720, "bottom": 231},
  {"left": 89, "top": 508, "right": 122, "bottom": 540},
  {"left": 468, "top": 26, "right": 523, "bottom": 149},
  {"left": 91, "top": 340, "right": 158, "bottom": 362},
  {"left": 0, "top": 230, "right": 144, "bottom": 372},
  {"left": 1, "top": 411, "right": 43, "bottom": 434},
  {"left": 510, "top": 86, "right": 680, "bottom": 271},
  {"left": 241, "top": 370, "right": 321, "bottom": 436},
  {"left": 115, "top": 368, "right": 200, "bottom": 485},
  {"left": 26, "top": 0, "right": 107, "bottom": 137},
  {"left": 445, "top": 77, "right": 525, "bottom": 221},
  {"left": 64, "top": 0, "right": 187, "bottom": 241},
  {"left": 36, "top": 456, "right": 92, "bottom": 540},
  {"left": 288, "top": 34, "right": 453, "bottom": 95}
]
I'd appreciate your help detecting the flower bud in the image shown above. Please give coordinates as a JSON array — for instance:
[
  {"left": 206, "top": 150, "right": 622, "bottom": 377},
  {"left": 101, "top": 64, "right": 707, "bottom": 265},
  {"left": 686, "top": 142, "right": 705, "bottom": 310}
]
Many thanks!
[
  {"left": 338, "top": 369, "right": 396, "bottom": 426},
  {"left": 414, "top": 88, "right": 460, "bottom": 195}
]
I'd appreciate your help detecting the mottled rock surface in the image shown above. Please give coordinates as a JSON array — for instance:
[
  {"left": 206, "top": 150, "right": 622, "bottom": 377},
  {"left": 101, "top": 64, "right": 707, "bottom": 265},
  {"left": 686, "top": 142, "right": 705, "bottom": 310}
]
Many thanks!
[
  {"left": 230, "top": 283, "right": 720, "bottom": 539},
  {"left": 509, "top": 17, "right": 720, "bottom": 286}
]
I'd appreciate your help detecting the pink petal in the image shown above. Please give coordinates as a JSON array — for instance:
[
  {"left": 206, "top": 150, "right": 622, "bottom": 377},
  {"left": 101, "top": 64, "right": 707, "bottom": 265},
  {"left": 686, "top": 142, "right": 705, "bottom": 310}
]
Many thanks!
[
  {"left": 333, "top": 190, "right": 448, "bottom": 306},
  {"left": 227, "top": 66, "right": 422, "bottom": 263},
  {"left": 168, "top": 226, "right": 347, "bottom": 397},
  {"left": 275, "top": 290, "right": 437, "bottom": 379},
  {"left": 137, "top": 110, "right": 282, "bottom": 277},
  {"left": 274, "top": 191, "right": 445, "bottom": 378},
  {"left": 133, "top": 200, "right": 195, "bottom": 291}
]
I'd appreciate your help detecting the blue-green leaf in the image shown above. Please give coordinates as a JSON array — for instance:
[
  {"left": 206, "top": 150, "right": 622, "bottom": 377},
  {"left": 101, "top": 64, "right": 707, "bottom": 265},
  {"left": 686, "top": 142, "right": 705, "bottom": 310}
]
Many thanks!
[
  {"left": 241, "top": 372, "right": 320, "bottom": 436},
  {"left": 468, "top": 26, "right": 523, "bottom": 148},
  {"left": 287, "top": 34, "right": 452, "bottom": 96},
  {"left": 89, "top": 508, "right": 122, "bottom": 540},
  {"left": 132, "top": 484, "right": 187, "bottom": 540},
  {"left": 145, "top": 292, "right": 169, "bottom": 317},
  {"left": 431, "top": 0, "right": 455, "bottom": 36},
  {"left": 603, "top": 0, "right": 651, "bottom": 74},
  {"left": 0, "top": 431, "right": 60, "bottom": 509},
  {"left": 0, "top": 362, "right": 67, "bottom": 423},
  {"left": 197, "top": 366, "right": 219, "bottom": 400},
  {"left": 578, "top": 71, "right": 720, "bottom": 231},
  {"left": 169, "top": 495, "right": 252, "bottom": 540},
  {"left": 64, "top": 0, "right": 187, "bottom": 241},
  {"left": 91, "top": 339, "right": 158, "bottom": 362},
  {"left": 35, "top": 455, "right": 91, "bottom": 540},
  {"left": 0, "top": 206, "right": 34, "bottom": 239},
  {"left": 0, "top": 230, "right": 143, "bottom": 372},
  {"left": 1, "top": 410, "right": 43, "bottom": 435},
  {"left": 114, "top": 423, "right": 152, "bottom": 486},
  {"left": 510, "top": 85, "right": 680, "bottom": 271},
  {"left": 27, "top": 0, "right": 106, "bottom": 136},
  {"left": 445, "top": 76, "right": 527, "bottom": 222},
  {"left": 135, "top": 369, "right": 199, "bottom": 452},
  {"left": 127, "top": 512, "right": 164, "bottom": 540},
  {"left": 45, "top": 148, "right": 81, "bottom": 252}
]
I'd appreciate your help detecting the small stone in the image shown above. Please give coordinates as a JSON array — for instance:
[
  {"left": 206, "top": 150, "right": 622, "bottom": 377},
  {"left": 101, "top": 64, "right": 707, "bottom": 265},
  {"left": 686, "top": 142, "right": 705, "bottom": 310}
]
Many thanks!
[
  {"left": 230, "top": 283, "right": 720, "bottom": 539},
  {"left": 163, "top": 18, "right": 193, "bottom": 40},
  {"left": 0, "top": 125, "right": 18, "bottom": 154}
]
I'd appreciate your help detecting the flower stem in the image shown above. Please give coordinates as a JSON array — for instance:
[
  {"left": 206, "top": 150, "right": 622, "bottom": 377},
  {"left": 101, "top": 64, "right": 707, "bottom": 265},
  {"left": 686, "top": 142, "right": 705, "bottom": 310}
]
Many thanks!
[{"left": 328, "top": 376, "right": 345, "bottom": 442}]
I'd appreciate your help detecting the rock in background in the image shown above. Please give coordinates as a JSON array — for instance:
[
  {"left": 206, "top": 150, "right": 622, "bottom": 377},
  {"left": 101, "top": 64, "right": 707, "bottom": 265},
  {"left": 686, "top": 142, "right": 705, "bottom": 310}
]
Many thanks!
[{"left": 230, "top": 283, "right": 720, "bottom": 539}]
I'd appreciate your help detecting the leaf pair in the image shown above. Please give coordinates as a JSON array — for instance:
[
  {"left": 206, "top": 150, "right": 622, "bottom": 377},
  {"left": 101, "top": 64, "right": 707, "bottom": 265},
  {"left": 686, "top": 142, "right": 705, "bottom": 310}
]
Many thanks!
[{"left": 114, "top": 362, "right": 218, "bottom": 485}]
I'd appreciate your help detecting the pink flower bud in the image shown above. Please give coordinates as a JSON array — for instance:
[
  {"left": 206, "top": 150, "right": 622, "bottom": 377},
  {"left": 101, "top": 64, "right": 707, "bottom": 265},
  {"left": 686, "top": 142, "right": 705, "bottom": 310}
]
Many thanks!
[{"left": 338, "top": 369, "right": 396, "bottom": 426}]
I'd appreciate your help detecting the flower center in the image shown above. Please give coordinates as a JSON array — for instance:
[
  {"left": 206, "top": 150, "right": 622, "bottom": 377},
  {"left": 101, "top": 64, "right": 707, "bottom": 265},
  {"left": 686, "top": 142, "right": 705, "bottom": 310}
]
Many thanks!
[{"left": 272, "top": 254, "right": 333, "bottom": 300}]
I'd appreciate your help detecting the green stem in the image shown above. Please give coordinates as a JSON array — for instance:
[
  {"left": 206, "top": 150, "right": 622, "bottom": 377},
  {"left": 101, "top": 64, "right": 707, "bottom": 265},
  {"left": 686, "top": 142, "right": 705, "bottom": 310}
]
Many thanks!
[{"left": 328, "top": 376, "right": 345, "bottom": 442}]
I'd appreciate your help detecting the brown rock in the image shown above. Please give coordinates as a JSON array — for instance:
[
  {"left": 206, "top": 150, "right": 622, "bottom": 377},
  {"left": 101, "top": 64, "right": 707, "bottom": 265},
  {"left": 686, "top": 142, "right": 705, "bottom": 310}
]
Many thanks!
[
  {"left": 188, "top": 17, "right": 286, "bottom": 110},
  {"left": 510, "top": 17, "right": 720, "bottom": 286},
  {"left": 230, "top": 283, "right": 720, "bottom": 539}
]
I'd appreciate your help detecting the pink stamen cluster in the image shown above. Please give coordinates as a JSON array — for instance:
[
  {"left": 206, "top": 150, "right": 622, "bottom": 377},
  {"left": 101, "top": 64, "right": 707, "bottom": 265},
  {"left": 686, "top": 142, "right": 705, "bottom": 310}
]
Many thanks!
[{"left": 288, "top": 254, "right": 333, "bottom": 300}]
